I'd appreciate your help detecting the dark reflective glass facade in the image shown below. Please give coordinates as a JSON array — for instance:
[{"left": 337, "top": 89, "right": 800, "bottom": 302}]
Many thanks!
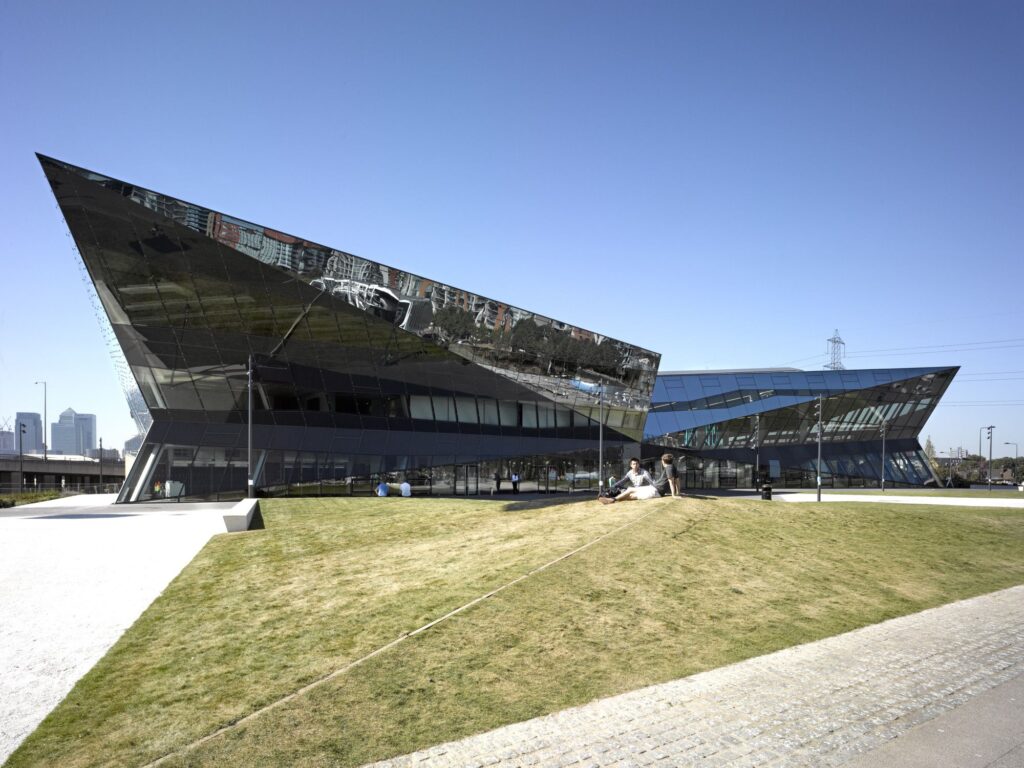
[
  {"left": 645, "top": 367, "right": 958, "bottom": 488},
  {"left": 40, "top": 155, "right": 658, "bottom": 501}
]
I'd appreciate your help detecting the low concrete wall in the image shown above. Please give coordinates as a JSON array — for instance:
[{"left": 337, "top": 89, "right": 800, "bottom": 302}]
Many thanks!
[{"left": 223, "top": 498, "right": 259, "bottom": 532}]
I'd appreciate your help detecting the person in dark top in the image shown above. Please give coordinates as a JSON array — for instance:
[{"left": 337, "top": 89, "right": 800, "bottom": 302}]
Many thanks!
[{"left": 654, "top": 453, "right": 680, "bottom": 497}]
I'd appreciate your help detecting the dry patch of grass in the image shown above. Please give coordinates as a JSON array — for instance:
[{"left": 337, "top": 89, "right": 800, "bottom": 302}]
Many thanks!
[{"left": 7, "top": 496, "right": 1024, "bottom": 768}]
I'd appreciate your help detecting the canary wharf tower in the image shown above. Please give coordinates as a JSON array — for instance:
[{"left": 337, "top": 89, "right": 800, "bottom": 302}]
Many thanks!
[{"left": 39, "top": 155, "right": 659, "bottom": 501}]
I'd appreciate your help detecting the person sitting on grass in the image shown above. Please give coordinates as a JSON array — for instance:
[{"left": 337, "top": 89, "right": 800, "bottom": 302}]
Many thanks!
[
  {"left": 600, "top": 457, "right": 658, "bottom": 504},
  {"left": 654, "top": 453, "right": 681, "bottom": 497}
]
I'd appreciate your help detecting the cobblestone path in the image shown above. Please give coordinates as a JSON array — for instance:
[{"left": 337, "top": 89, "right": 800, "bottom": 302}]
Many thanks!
[{"left": 366, "top": 585, "right": 1024, "bottom": 768}]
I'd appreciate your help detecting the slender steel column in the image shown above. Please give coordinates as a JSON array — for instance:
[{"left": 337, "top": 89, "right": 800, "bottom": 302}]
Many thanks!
[
  {"left": 247, "top": 354, "right": 255, "bottom": 499},
  {"left": 598, "top": 386, "right": 604, "bottom": 495}
]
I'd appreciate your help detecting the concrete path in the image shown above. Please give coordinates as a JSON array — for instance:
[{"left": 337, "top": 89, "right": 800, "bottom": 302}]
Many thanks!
[
  {"left": 0, "top": 495, "right": 233, "bottom": 763},
  {"left": 843, "top": 673, "right": 1024, "bottom": 768},
  {"left": 367, "top": 586, "right": 1024, "bottom": 768},
  {"left": 778, "top": 492, "right": 1024, "bottom": 509}
]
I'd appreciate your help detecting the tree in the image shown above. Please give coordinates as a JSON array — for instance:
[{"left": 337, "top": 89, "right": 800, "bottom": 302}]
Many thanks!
[{"left": 924, "top": 436, "right": 936, "bottom": 460}]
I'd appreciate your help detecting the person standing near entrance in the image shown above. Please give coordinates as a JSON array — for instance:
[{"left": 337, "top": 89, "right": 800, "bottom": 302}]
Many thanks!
[
  {"left": 492, "top": 471, "right": 502, "bottom": 494},
  {"left": 511, "top": 471, "right": 520, "bottom": 494}
]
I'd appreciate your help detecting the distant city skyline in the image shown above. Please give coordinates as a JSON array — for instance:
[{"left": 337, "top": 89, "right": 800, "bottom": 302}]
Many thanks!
[{"left": 4, "top": 407, "right": 108, "bottom": 456}]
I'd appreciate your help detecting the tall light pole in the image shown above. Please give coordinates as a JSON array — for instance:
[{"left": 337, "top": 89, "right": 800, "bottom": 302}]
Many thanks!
[
  {"left": 597, "top": 386, "right": 604, "bottom": 495},
  {"left": 751, "top": 413, "right": 760, "bottom": 489},
  {"left": 880, "top": 420, "right": 887, "bottom": 492},
  {"left": 247, "top": 353, "right": 255, "bottom": 499},
  {"left": 34, "top": 380, "right": 47, "bottom": 461},
  {"left": 987, "top": 425, "right": 995, "bottom": 491},
  {"left": 98, "top": 437, "right": 104, "bottom": 490},
  {"left": 816, "top": 395, "right": 823, "bottom": 502},
  {"left": 18, "top": 422, "right": 26, "bottom": 492},
  {"left": 1005, "top": 442, "right": 1018, "bottom": 483}
]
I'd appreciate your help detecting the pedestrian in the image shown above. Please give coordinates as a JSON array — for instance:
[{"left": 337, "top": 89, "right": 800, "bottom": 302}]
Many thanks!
[
  {"left": 399, "top": 480, "right": 412, "bottom": 497},
  {"left": 376, "top": 480, "right": 389, "bottom": 497},
  {"left": 511, "top": 472, "right": 520, "bottom": 493},
  {"left": 492, "top": 471, "right": 502, "bottom": 494}
]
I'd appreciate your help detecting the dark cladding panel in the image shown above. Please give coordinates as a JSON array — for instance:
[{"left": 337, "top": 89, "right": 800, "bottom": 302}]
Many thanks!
[
  {"left": 40, "top": 153, "right": 654, "bottom": 499},
  {"left": 39, "top": 155, "right": 658, "bottom": 433}
]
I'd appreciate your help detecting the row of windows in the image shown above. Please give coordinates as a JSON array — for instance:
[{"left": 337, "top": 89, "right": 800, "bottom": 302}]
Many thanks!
[
  {"left": 127, "top": 442, "right": 632, "bottom": 501},
  {"left": 648, "top": 396, "right": 932, "bottom": 451},
  {"left": 656, "top": 370, "right": 944, "bottom": 398},
  {"left": 654, "top": 371, "right": 953, "bottom": 412},
  {"left": 139, "top": 375, "right": 644, "bottom": 433}
]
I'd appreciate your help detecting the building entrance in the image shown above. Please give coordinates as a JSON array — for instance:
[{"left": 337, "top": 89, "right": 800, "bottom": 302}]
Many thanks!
[{"left": 454, "top": 464, "right": 479, "bottom": 496}]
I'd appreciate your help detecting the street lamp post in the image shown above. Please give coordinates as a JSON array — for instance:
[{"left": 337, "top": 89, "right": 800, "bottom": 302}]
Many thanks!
[
  {"left": 753, "top": 413, "right": 760, "bottom": 489},
  {"left": 880, "top": 420, "right": 887, "bottom": 492},
  {"left": 247, "top": 354, "right": 255, "bottom": 499},
  {"left": 18, "top": 422, "right": 26, "bottom": 492},
  {"left": 1005, "top": 442, "right": 1019, "bottom": 483},
  {"left": 34, "top": 380, "right": 47, "bottom": 461},
  {"left": 98, "top": 437, "right": 104, "bottom": 491},
  {"left": 597, "top": 386, "right": 604, "bottom": 495},
  {"left": 816, "top": 396, "right": 823, "bottom": 502},
  {"left": 987, "top": 426, "right": 995, "bottom": 491}
]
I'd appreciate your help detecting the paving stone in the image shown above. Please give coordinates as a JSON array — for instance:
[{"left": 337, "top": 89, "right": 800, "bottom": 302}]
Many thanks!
[{"left": 364, "top": 586, "right": 1024, "bottom": 768}]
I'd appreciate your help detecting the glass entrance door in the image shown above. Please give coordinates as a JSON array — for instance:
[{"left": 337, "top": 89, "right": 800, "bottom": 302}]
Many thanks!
[{"left": 454, "top": 464, "right": 479, "bottom": 495}]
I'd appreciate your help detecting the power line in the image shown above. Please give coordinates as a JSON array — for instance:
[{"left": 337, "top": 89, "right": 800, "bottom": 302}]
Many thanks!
[
  {"left": 937, "top": 402, "right": 1024, "bottom": 407},
  {"left": 957, "top": 370, "right": 1024, "bottom": 377},
  {"left": 845, "top": 337, "right": 1024, "bottom": 355},
  {"left": 846, "top": 343, "right": 1024, "bottom": 358},
  {"left": 948, "top": 377, "right": 1024, "bottom": 383}
]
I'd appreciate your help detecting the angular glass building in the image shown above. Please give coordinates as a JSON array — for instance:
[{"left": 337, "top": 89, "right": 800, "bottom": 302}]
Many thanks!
[
  {"left": 40, "top": 154, "right": 956, "bottom": 500},
  {"left": 645, "top": 367, "right": 957, "bottom": 488},
  {"left": 39, "top": 155, "right": 659, "bottom": 500}
]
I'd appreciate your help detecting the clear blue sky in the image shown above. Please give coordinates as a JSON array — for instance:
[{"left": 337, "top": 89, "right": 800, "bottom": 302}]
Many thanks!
[{"left": 1, "top": 0, "right": 1021, "bottom": 458}]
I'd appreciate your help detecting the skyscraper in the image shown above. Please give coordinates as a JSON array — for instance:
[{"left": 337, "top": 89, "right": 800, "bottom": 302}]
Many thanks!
[
  {"left": 51, "top": 409, "right": 98, "bottom": 455},
  {"left": 14, "top": 412, "right": 43, "bottom": 454}
]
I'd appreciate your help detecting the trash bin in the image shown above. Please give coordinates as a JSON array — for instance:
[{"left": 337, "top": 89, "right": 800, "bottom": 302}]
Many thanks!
[{"left": 761, "top": 482, "right": 772, "bottom": 501}]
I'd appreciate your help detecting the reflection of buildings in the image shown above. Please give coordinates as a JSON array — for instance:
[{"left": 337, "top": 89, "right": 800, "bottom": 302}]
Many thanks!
[
  {"left": 42, "top": 155, "right": 657, "bottom": 502},
  {"left": 124, "top": 434, "right": 144, "bottom": 456},
  {"left": 646, "top": 368, "right": 956, "bottom": 488},
  {"left": 309, "top": 278, "right": 434, "bottom": 334},
  {"left": 41, "top": 154, "right": 957, "bottom": 500}
]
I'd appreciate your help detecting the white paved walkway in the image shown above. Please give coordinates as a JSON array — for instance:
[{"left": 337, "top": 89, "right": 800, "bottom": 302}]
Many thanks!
[
  {"left": 0, "top": 495, "right": 233, "bottom": 763},
  {"left": 367, "top": 586, "right": 1024, "bottom": 768},
  {"left": 779, "top": 492, "right": 1024, "bottom": 508}
]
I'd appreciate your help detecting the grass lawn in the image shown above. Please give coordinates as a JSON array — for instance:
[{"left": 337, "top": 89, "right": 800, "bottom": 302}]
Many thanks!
[
  {"left": 7, "top": 495, "right": 1024, "bottom": 768},
  {"left": 0, "top": 490, "right": 65, "bottom": 508},
  {"left": 793, "top": 487, "right": 1024, "bottom": 498}
]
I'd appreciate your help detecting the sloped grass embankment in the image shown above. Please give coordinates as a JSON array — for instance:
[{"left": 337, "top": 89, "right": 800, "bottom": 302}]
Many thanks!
[{"left": 7, "top": 495, "right": 1024, "bottom": 768}]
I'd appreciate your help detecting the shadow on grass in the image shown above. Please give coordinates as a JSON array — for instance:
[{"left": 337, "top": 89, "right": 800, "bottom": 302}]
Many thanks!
[{"left": 500, "top": 495, "right": 597, "bottom": 512}]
